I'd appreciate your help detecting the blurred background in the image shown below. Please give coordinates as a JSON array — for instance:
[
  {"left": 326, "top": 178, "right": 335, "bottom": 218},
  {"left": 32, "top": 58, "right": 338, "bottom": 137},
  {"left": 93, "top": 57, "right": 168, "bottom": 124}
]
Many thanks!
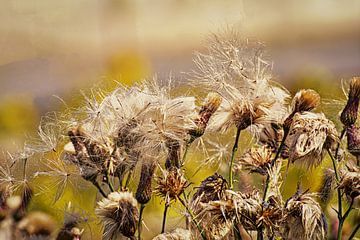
[{"left": 0, "top": 0, "right": 359, "bottom": 239}]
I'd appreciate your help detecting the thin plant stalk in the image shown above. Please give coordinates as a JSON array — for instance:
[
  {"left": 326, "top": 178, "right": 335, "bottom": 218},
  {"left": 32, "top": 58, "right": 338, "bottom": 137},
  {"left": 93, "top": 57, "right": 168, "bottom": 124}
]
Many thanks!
[
  {"left": 125, "top": 169, "right": 133, "bottom": 189},
  {"left": 138, "top": 204, "right": 145, "bottom": 240},
  {"left": 105, "top": 172, "right": 115, "bottom": 192},
  {"left": 328, "top": 149, "right": 347, "bottom": 240},
  {"left": 177, "top": 197, "right": 206, "bottom": 240},
  {"left": 349, "top": 223, "right": 360, "bottom": 240},
  {"left": 161, "top": 203, "right": 169, "bottom": 233},
  {"left": 180, "top": 142, "right": 190, "bottom": 167},
  {"left": 229, "top": 127, "right": 241, "bottom": 189},
  {"left": 92, "top": 181, "right": 107, "bottom": 197}
]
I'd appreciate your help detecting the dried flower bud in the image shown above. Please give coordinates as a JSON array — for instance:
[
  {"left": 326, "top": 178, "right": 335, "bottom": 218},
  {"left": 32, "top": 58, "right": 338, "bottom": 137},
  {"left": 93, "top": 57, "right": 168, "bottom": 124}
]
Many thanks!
[
  {"left": 340, "top": 77, "right": 360, "bottom": 126},
  {"left": 155, "top": 167, "right": 188, "bottom": 203},
  {"left": 235, "top": 146, "right": 273, "bottom": 175},
  {"left": 96, "top": 191, "right": 139, "bottom": 239},
  {"left": 165, "top": 139, "right": 181, "bottom": 169},
  {"left": 346, "top": 124, "right": 360, "bottom": 157},
  {"left": 135, "top": 160, "right": 157, "bottom": 204},
  {"left": 338, "top": 164, "right": 360, "bottom": 200},
  {"left": 189, "top": 92, "right": 222, "bottom": 141}
]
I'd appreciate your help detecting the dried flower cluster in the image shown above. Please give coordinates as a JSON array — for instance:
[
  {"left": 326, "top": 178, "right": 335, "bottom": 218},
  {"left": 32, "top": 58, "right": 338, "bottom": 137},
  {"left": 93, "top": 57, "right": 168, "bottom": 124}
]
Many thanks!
[{"left": 1, "top": 29, "right": 359, "bottom": 240}]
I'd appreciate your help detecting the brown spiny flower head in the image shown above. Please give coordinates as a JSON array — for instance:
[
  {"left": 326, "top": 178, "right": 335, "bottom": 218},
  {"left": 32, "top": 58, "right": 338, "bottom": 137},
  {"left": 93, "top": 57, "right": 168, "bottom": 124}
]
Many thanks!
[
  {"left": 338, "top": 163, "right": 360, "bottom": 200},
  {"left": 154, "top": 167, "right": 189, "bottom": 205},
  {"left": 318, "top": 168, "right": 335, "bottom": 206},
  {"left": 135, "top": 159, "right": 157, "bottom": 204},
  {"left": 17, "top": 211, "right": 56, "bottom": 238},
  {"left": 286, "top": 112, "right": 338, "bottom": 168},
  {"left": 95, "top": 191, "right": 139, "bottom": 239},
  {"left": 188, "top": 92, "right": 222, "bottom": 142},
  {"left": 235, "top": 146, "right": 273, "bottom": 175},
  {"left": 346, "top": 124, "right": 360, "bottom": 158},
  {"left": 192, "top": 173, "right": 228, "bottom": 205},
  {"left": 56, "top": 204, "right": 85, "bottom": 240},
  {"left": 280, "top": 192, "right": 327, "bottom": 240},
  {"left": 152, "top": 228, "right": 191, "bottom": 240},
  {"left": 283, "top": 89, "right": 321, "bottom": 134},
  {"left": 340, "top": 76, "right": 360, "bottom": 126}
]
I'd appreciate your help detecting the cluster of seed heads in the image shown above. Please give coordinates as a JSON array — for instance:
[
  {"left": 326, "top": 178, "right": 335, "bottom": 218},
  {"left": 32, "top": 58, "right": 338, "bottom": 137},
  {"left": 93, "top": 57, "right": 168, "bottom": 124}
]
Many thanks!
[{"left": 0, "top": 30, "right": 359, "bottom": 240}]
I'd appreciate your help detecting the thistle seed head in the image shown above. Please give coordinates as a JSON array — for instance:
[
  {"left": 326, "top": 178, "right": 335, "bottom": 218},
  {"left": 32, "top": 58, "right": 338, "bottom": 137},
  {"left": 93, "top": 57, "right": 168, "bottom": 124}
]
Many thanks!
[
  {"left": 340, "top": 77, "right": 360, "bottom": 126},
  {"left": 281, "top": 192, "right": 327, "bottom": 240},
  {"left": 235, "top": 146, "right": 273, "bottom": 175},
  {"left": 95, "top": 191, "right": 139, "bottom": 239},
  {"left": 286, "top": 112, "right": 338, "bottom": 168}
]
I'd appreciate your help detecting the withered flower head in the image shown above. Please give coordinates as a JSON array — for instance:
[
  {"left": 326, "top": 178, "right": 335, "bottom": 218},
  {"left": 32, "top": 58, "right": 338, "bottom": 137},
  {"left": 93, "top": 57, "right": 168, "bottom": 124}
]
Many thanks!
[
  {"left": 235, "top": 146, "right": 273, "bottom": 175},
  {"left": 340, "top": 77, "right": 360, "bottom": 126},
  {"left": 164, "top": 138, "right": 181, "bottom": 169},
  {"left": 281, "top": 192, "right": 327, "bottom": 240},
  {"left": 192, "top": 173, "right": 228, "bottom": 205},
  {"left": 155, "top": 167, "right": 189, "bottom": 203},
  {"left": 291, "top": 89, "right": 321, "bottom": 113},
  {"left": 286, "top": 112, "right": 338, "bottom": 168},
  {"left": 135, "top": 160, "right": 157, "bottom": 204},
  {"left": 338, "top": 163, "right": 360, "bottom": 200},
  {"left": 258, "top": 123, "right": 284, "bottom": 153},
  {"left": 346, "top": 124, "right": 360, "bottom": 157},
  {"left": 152, "top": 228, "right": 191, "bottom": 240},
  {"left": 189, "top": 92, "right": 222, "bottom": 141},
  {"left": 95, "top": 191, "right": 139, "bottom": 239}
]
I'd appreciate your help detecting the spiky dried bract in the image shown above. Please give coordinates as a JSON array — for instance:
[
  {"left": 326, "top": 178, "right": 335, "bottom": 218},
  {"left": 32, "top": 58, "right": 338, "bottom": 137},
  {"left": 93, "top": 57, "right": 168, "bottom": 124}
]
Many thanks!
[
  {"left": 95, "top": 191, "right": 139, "bottom": 239},
  {"left": 338, "top": 164, "right": 360, "bottom": 199},
  {"left": 346, "top": 124, "right": 360, "bottom": 157},
  {"left": 292, "top": 89, "right": 321, "bottom": 113},
  {"left": 189, "top": 92, "right": 222, "bottom": 141},
  {"left": 155, "top": 168, "right": 188, "bottom": 203},
  {"left": 235, "top": 146, "right": 273, "bottom": 175},
  {"left": 152, "top": 228, "right": 192, "bottom": 240},
  {"left": 286, "top": 112, "right": 338, "bottom": 168},
  {"left": 341, "top": 77, "right": 360, "bottom": 126},
  {"left": 135, "top": 160, "right": 157, "bottom": 204},
  {"left": 281, "top": 192, "right": 326, "bottom": 240}
]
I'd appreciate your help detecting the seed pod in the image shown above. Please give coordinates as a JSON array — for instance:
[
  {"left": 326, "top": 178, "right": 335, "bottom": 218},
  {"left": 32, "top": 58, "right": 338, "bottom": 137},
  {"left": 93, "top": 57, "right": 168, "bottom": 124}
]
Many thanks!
[
  {"left": 135, "top": 160, "right": 157, "bottom": 204},
  {"left": 340, "top": 77, "right": 360, "bottom": 126}
]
